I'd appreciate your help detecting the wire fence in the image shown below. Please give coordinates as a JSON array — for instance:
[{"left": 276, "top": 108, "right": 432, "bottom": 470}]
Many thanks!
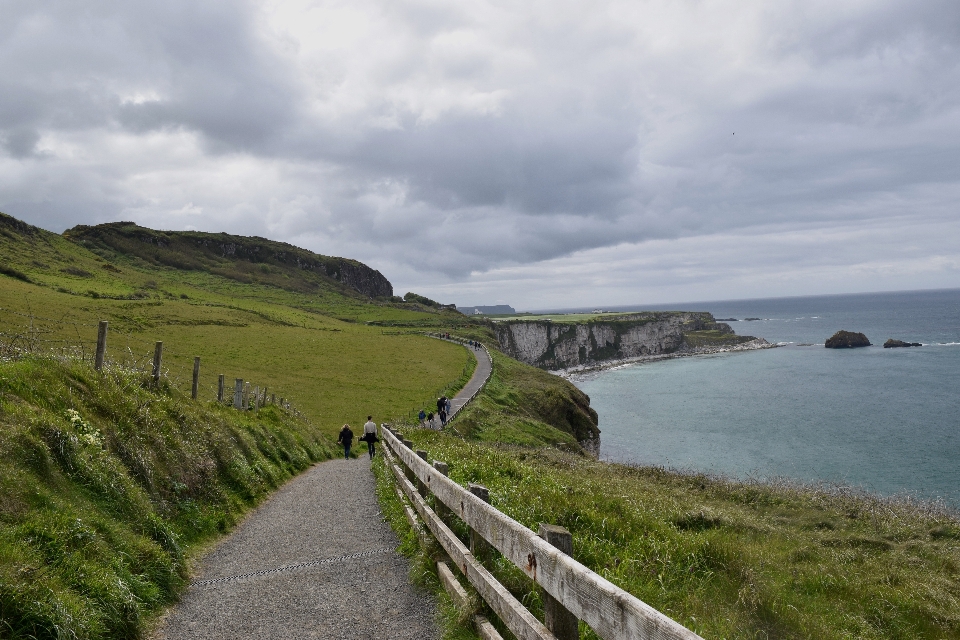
[{"left": 0, "top": 308, "right": 301, "bottom": 416}]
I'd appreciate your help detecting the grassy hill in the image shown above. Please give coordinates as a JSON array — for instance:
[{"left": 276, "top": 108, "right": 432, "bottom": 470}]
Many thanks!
[{"left": 0, "top": 213, "right": 476, "bottom": 437}]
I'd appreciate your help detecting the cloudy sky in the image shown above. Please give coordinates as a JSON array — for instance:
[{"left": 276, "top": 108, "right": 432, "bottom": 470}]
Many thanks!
[{"left": 2, "top": 0, "right": 959, "bottom": 308}]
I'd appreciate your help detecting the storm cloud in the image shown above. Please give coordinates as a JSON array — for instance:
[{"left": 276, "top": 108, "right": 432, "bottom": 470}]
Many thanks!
[{"left": 2, "top": 0, "right": 959, "bottom": 307}]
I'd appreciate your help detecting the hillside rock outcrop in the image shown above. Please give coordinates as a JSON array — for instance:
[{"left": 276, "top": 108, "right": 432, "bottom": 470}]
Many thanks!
[
  {"left": 495, "top": 312, "right": 753, "bottom": 370},
  {"left": 825, "top": 330, "right": 871, "bottom": 348},
  {"left": 65, "top": 222, "right": 393, "bottom": 298}
]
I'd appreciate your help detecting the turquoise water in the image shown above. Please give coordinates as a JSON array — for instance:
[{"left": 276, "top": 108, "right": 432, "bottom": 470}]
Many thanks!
[{"left": 572, "top": 289, "right": 960, "bottom": 505}]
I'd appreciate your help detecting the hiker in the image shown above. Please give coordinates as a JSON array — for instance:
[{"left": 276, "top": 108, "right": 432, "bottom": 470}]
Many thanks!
[
  {"left": 445, "top": 396, "right": 452, "bottom": 416},
  {"left": 337, "top": 424, "right": 354, "bottom": 460},
  {"left": 427, "top": 412, "right": 436, "bottom": 429},
  {"left": 361, "top": 416, "right": 378, "bottom": 459},
  {"left": 436, "top": 396, "right": 445, "bottom": 415},
  {"left": 418, "top": 409, "right": 426, "bottom": 427},
  {"left": 439, "top": 407, "right": 447, "bottom": 427}
]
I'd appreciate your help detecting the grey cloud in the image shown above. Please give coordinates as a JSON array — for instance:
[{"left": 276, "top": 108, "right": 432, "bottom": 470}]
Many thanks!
[
  {"left": 2, "top": 128, "right": 41, "bottom": 158},
  {"left": 1, "top": 0, "right": 959, "bottom": 304}
]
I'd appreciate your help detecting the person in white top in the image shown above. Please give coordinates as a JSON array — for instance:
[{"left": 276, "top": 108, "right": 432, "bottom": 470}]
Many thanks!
[{"left": 362, "top": 416, "right": 378, "bottom": 459}]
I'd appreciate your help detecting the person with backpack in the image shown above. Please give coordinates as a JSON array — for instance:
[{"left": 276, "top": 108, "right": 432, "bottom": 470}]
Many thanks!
[
  {"left": 337, "top": 424, "right": 354, "bottom": 459},
  {"left": 361, "top": 416, "right": 378, "bottom": 459},
  {"left": 418, "top": 409, "right": 426, "bottom": 427}
]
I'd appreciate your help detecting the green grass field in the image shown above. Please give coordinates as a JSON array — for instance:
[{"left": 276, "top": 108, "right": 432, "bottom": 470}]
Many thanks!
[{"left": 0, "top": 216, "right": 474, "bottom": 438}]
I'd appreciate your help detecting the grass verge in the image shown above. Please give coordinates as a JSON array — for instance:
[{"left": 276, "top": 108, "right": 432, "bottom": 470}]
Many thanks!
[
  {"left": 0, "top": 356, "right": 334, "bottom": 638},
  {"left": 384, "top": 431, "right": 960, "bottom": 640}
]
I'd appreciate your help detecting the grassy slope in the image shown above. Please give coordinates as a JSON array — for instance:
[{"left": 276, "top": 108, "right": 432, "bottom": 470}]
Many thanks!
[
  {"left": 449, "top": 351, "right": 599, "bottom": 448},
  {"left": 392, "top": 433, "right": 960, "bottom": 640},
  {"left": 0, "top": 215, "right": 473, "bottom": 437},
  {"left": 0, "top": 357, "right": 334, "bottom": 638}
]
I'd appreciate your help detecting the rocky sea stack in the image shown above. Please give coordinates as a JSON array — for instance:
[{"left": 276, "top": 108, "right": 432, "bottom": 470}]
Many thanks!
[
  {"left": 825, "top": 330, "right": 871, "bottom": 348},
  {"left": 884, "top": 339, "right": 922, "bottom": 348}
]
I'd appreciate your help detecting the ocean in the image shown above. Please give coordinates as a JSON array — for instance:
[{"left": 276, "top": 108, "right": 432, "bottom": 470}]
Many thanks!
[{"left": 570, "top": 288, "right": 960, "bottom": 506}]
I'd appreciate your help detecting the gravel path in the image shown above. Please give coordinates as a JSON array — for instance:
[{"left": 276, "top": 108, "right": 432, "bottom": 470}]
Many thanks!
[
  {"left": 152, "top": 458, "right": 439, "bottom": 639},
  {"left": 443, "top": 342, "right": 492, "bottom": 417},
  {"left": 154, "top": 341, "right": 488, "bottom": 639}
]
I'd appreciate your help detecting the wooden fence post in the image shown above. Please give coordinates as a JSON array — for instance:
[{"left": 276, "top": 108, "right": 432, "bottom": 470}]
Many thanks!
[
  {"left": 433, "top": 461, "right": 450, "bottom": 520},
  {"left": 218, "top": 374, "right": 225, "bottom": 402},
  {"left": 253, "top": 385, "right": 260, "bottom": 412},
  {"left": 152, "top": 341, "right": 163, "bottom": 382},
  {"left": 234, "top": 379, "right": 243, "bottom": 409},
  {"left": 261, "top": 386, "right": 267, "bottom": 407},
  {"left": 94, "top": 321, "right": 108, "bottom": 371},
  {"left": 469, "top": 483, "right": 492, "bottom": 563},
  {"left": 415, "top": 450, "right": 429, "bottom": 497},
  {"left": 270, "top": 393, "right": 275, "bottom": 404},
  {"left": 243, "top": 382, "right": 250, "bottom": 409},
  {"left": 192, "top": 357, "right": 200, "bottom": 400},
  {"left": 539, "top": 524, "right": 579, "bottom": 640}
]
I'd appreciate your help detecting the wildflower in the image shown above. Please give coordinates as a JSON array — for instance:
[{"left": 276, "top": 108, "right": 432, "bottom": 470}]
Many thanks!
[{"left": 65, "top": 408, "right": 103, "bottom": 447}]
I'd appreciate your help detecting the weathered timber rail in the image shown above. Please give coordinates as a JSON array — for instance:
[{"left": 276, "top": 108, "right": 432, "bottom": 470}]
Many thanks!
[{"left": 380, "top": 426, "right": 703, "bottom": 640}]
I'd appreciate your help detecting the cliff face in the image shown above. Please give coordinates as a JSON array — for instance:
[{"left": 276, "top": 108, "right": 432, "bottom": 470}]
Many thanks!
[{"left": 495, "top": 312, "right": 742, "bottom": 369}]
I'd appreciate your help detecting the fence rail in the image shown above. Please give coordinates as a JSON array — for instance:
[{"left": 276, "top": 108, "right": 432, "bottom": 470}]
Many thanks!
[{"left": 381, "top": 426, "right": 703, "bottom": 640}]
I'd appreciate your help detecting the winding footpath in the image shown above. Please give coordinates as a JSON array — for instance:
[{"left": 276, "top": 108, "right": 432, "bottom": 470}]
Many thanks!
[{"left": 152, "top": 341, "right": 492, "bottom": 639}]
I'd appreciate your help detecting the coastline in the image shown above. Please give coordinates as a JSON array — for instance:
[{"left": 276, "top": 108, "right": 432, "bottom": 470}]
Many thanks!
[{"left": 553, "top": 337, "right": 776, "bottom": 380}]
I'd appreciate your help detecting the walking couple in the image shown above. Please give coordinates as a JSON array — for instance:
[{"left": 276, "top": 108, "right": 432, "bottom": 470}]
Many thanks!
[{"left": 337, "top": 416, "right": 379, "bottom": 459}]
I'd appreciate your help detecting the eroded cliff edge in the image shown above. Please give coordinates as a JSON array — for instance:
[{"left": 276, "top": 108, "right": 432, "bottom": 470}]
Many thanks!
[{"left": 495, "top": 312, "right": 764, "bottom": 370}]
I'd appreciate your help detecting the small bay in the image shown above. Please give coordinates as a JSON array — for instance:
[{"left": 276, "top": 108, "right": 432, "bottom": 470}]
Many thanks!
[{"left": 572, "top": 288, "right": 960, "bottom": 505}]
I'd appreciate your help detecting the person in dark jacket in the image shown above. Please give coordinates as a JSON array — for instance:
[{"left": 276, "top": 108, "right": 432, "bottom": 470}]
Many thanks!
[{"left": 337, "top": 424, "right": 354, "bottom": 459}]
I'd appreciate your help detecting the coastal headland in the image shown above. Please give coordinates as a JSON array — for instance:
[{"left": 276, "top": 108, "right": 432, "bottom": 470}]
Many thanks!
[{"left": 493, "top": 311, "right": 772, "bottom": 371}]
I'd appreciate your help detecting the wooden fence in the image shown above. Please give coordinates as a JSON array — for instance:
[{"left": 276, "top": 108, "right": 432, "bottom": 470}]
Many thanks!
[{"left": 380, "top": 426, "right": 703, "bottom": 640}]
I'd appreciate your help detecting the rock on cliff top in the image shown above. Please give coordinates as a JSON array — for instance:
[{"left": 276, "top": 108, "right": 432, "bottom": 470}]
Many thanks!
[{"left": 825, "top": 330, "right": 871, "bottom": 348}]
